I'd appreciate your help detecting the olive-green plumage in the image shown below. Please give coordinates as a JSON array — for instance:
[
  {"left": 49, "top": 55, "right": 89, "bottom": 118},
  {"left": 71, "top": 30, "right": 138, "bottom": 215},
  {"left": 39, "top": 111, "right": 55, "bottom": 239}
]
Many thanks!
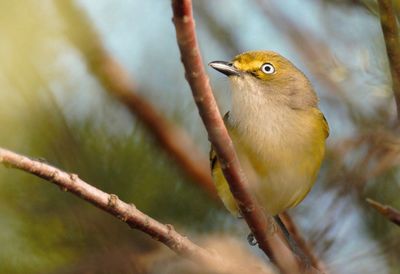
[{"left": 209, "top": 51, "right": 329, "bottom": 216}]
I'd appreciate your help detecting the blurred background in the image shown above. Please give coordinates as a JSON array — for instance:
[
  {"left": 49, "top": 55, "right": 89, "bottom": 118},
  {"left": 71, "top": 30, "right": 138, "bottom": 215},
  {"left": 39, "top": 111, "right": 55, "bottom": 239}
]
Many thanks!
[{"left": 1, "top": 0, "right": 400, "bottom": 273}]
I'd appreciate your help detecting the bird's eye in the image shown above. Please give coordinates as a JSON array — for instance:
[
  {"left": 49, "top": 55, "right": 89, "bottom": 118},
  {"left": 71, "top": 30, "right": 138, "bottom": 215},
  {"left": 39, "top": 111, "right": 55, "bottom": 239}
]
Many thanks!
[{"left": 261, "top": 63, "right": 275, "bottom": 74}]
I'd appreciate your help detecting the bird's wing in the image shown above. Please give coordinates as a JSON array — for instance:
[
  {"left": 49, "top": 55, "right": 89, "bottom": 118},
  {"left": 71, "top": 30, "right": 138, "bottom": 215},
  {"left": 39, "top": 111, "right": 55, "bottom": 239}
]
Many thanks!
[
  {"left": 209, "top": 145, "right": 217, "bottom": 171},
  {"left": 321, "top": 112, "right": 329, "bottom": 138},
  {"left": 209, "top": 112, "right": 240, "bottom": 216},
  {"left": 321, "top": 112, "right": 330, "bottom": 139},
  {"left": 313, "top": 107, "right": 329, "bottom": 139},
  {"left": 209, "top": 111, "right": 232, "bottom": 169}
]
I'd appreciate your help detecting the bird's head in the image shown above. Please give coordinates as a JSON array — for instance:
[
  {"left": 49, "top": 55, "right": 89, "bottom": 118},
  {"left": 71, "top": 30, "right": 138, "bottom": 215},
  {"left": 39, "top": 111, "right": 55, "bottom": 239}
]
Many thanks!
[{"left": 209, "top": 51, "right": 317, "bottom": 110}]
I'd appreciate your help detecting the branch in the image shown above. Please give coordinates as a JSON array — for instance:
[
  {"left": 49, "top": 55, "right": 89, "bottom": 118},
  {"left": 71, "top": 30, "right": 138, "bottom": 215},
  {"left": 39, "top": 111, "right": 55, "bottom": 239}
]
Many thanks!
[
  {"left": 280, "top": 213, "right": 328, "bottom": 273},
  {"left": 0, "top": 147, "right": 274, "bottom": 274},
  {"left": 377, "top": 0, "right": 400, "bottom": 122},
  {"left": 54, "top": 0, "right": 217, "bottom": 198},
  {"left": 170, "top": 1, "right": 317, "bottom": 273},
  {"left": 366, "top": 198, "right": 400, "bottom": 226}
]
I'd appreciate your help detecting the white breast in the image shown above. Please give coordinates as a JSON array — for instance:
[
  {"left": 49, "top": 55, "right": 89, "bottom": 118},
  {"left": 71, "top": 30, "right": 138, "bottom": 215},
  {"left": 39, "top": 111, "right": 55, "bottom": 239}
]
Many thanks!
[
  {"left": 227, "top": 77, "right": 321, "bottom": 215},
  {"left": 229, "top": 78, "right": 311, "bottom": 160}
]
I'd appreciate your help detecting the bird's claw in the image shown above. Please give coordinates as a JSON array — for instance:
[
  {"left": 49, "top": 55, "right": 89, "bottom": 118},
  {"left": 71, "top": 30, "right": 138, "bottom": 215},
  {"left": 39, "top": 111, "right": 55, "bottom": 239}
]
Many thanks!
[{"left": 247, "top": 233, "right": 258, "bottom": 246}]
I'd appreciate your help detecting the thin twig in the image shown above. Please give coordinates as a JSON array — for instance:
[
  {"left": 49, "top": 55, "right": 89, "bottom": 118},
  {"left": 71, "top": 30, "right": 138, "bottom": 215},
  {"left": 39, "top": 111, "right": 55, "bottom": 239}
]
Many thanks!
[
  {"left": 0, "top": 147, "right": 273, "bottom": 274},
  {"left": 54, "top": 0, "right": 216, "bottom": 198},
  {"left": 377, "top": 0, "right": 400, "bottom": 122},
  {"left": 280, "top": 212, "right": 328, "bottom": 273},
  {"left": 170, "top": 1, "right": 318, "bottom": 273},
  {"left": 366, "top": 198, "right": 400, "bottom": 226}
]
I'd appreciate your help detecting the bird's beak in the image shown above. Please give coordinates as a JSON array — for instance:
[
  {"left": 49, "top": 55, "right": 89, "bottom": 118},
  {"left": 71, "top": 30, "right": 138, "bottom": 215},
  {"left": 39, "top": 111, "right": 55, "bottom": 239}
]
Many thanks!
[{"left": 208, "top": 61, "right": 240, "bottom": 77}]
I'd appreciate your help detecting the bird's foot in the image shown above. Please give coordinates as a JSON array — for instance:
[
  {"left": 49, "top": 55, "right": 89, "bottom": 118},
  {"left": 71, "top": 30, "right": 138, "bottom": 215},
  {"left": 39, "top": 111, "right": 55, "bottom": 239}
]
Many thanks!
[
  {"left": 247, "top": 232, "right": 258, "bottom": 246},
  {"left": 268, "top": 215, "right": 278, "bottom": 235}
]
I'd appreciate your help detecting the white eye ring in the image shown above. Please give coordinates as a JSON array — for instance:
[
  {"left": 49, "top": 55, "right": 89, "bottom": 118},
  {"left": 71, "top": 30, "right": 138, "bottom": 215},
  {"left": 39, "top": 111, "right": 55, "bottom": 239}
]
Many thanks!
[{"left": 261, "top": 63, "right": 275, "bottom": 74}]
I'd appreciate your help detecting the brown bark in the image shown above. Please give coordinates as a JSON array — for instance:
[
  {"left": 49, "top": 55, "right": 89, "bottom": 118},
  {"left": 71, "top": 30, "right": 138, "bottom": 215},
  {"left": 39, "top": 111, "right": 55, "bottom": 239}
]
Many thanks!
[{"left": 378, "top": 0, "right": 400, "bottom": 122}]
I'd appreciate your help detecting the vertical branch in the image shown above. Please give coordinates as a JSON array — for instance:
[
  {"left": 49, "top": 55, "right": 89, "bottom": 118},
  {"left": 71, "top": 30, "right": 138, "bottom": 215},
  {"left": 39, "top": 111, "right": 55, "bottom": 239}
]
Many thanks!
[
  {"left": 378, "top": 0, "right": 400, "bottom": 121},
  {"left": 171, "top": 1, "right": 310, "bottom": 273}
]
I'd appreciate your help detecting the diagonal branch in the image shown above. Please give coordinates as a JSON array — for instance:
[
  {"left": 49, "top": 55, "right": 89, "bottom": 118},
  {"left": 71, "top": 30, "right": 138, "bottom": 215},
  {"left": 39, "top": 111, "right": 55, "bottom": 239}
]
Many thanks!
[
  {"left": 170, "top": 1, "right": 319, "bottom": 273},
  {"left": 0, "top": 147, "right": 273, "bottom": 274},
  {"left": 377, "top": 0, "right": 400, "bottom": 122},
  {"left": 279, "top": 212, "right": 328, "bottom": 273},
  {"left": 366, "top": 198, "right": 400, "bottom": 226},
  {"left": 54, "top": 0, "right": 216, "bottom": 197}
]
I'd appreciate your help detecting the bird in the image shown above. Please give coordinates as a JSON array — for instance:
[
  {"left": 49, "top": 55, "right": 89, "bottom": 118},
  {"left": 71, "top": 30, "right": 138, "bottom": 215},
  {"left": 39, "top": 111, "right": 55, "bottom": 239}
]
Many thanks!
[{"left": 208, "top": 50, "right": 329, "bottom": 224}]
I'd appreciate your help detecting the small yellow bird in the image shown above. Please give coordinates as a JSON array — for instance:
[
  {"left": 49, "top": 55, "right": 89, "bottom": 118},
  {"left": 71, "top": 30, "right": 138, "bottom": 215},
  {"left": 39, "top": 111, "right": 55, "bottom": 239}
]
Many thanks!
[{"left": 209, "top": 51, "right": 329, "bottom": 218}]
